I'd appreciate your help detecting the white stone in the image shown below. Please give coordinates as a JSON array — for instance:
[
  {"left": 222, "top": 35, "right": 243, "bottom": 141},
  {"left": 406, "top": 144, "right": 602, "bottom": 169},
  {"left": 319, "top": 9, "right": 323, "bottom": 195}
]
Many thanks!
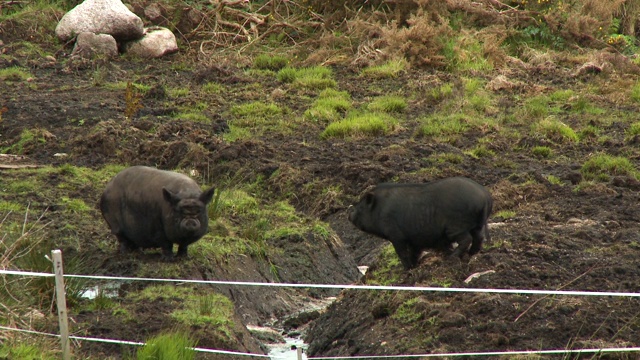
[
  {"left": 55, "top": 0, "right": 144, "bottom": 42},
  {"left": 71, "top": 32, "right": 118, "bottom": 58},
  {"left": 123, "top": 27, "right": 178, "bottom": 58}
]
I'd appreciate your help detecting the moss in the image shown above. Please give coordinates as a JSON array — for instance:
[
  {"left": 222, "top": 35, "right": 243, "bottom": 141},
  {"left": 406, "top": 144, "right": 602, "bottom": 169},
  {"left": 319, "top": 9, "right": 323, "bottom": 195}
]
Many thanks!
[{"left": 366, "top": 244, "right": 403, "bottom": 286}]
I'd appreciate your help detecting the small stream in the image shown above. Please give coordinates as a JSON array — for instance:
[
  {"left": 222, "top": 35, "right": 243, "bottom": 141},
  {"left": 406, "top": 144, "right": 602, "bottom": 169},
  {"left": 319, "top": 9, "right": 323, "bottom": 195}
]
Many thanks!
[
  {"left": 81, "top": 283, "right": 329, "bottom": 359},
  {"left": 266, "top": 336, "right": 308, "bottom": 360}
]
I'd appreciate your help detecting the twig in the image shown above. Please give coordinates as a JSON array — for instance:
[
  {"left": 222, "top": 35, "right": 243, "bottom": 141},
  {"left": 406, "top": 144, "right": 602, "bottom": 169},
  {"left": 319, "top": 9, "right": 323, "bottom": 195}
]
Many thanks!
[
  {"left": 514, "top": 265, "right": 599, "bottom": 322},
  {"left": 21, "top": 201, "right": 29, "bottom": 235},
  {"left": 0, "top": 164, "right": 43, "bottom": 169}
]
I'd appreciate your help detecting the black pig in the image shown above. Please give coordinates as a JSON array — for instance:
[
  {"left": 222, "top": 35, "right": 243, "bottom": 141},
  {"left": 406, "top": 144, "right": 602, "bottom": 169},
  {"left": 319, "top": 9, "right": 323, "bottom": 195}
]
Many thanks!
[
  {"left": 99, "top": 166, "right": 215, "bottom": 258},
  {"left": 349, "top": 177, "right": 492, "bottom": 269}
]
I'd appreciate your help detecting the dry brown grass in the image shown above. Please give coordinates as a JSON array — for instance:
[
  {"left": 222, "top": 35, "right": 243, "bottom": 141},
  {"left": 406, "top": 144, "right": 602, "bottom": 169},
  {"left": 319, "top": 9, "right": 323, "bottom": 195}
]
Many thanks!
[{"left": 185, "top": 0, "right": 640, "bottom": 69}]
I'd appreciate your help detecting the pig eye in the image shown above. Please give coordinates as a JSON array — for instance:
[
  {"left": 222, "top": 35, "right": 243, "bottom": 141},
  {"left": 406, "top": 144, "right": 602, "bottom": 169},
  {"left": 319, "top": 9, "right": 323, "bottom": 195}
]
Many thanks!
[{"left": 180, "top": 205, "right": 202, "bottom": 216}]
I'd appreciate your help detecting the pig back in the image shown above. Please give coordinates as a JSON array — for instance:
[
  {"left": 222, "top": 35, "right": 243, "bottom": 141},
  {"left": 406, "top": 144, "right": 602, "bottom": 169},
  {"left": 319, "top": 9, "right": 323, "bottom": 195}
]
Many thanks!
[{"left": 373, "top": 177, "right": 491, "bottom": 239}]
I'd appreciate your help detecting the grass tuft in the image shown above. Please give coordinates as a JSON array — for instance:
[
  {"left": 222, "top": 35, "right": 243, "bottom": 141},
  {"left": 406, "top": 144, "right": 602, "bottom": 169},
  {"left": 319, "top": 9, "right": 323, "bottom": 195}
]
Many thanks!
[
  {"left": 277, "top": 66, "right": 336, "bottom": 90},
  {"left": 136, "top": 332, "right": 197, "bottom": 360},
  {"left": 417, "top": 113, "right": 468, "bottom": 137},
  {"left": 0, "top": 66, "right": 33, "bottom": 82},
  {"left": 531, "top": 146, "right": 553, "bottom": 158},
  {"left": 361, "top": 59, "right": 408, "bottom": 79},
  {"left": 532, "top": 117, "right": 578, "bottom": 143},
  {"left": 321, "top": 112, "right": 399, "bottom": 139},
  {"left": 367, "top": 95, "right": 407, "bottom": 113},
  {"left": 581, "top": 154, "right": 639, "bottom": 181},
  {"left": 304, "top": 88, "right": 352, "bottom": 122},
  {"left": 254, "top": 54, "right": 288, "bottom": 71}
]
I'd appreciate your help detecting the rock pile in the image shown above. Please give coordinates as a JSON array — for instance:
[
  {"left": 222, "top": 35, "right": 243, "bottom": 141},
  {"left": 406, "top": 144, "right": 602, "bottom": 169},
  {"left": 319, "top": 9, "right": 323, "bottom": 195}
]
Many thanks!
[{"left": 55, "top": 0, "right": 178, "bottom": 59}]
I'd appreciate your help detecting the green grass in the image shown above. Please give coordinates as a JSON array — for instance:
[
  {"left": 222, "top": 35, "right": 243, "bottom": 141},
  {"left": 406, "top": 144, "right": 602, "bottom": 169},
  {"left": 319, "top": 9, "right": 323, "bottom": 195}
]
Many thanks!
[
  {"left": 168, "top": 87, "right": 190, "bottom": 97},
  {"left": 136, "top": 332, "right": 197, "bottom": 360},
  {"left": 465, "top": 145, "right": 495, "bottom": 158},
  {"left": 549, "top": 89, "right": 574, "bottom": 102},
  {"left": 0, "top": 341, "right": 58, "bottom": 360},
  {"left": 430, "top": 83, "right": 454, "bottom": 100},
  {"left": 254, "top": 54, "right": 288, "bottom": 71},
  {"left": 173, "top": 111, "right": 211, "bottom": 123},
  {"left": 321, "top": 112, "right": 399, "bottom": 139},
  {"left": 0, "top": 229, "right": 89, "bottom": 309},
  {"left": 0, "top": 201, "right": 25, "bottom": 212},
  {"left": 626, "top": 122, "right": 640, "bottom": 137},
  {"left": 581, "top": 154, "right": 639, "bottom": 181},
  {"left": 366, "top": 244, "right": 403, "bottom": 285},
  {"left": 61, "top": 197, "right": 91, "bottom": 214},
  {"left": 523, "top": 95, "right": 552, "bottom": 119},
  {"left": 190, "top": 185, "right": 330, "bottom": 264},
  {"left": 468, "top": 93, "right": 493, "bottom": 113},
  {"left": 6, "top": 179, "right": 37, "bottom": 194},
  {"left": 463, "top": 78, "right": 483, "bottom": 94},
  {"left": 132, "top": 285, "right": 235, "bottom": 341},
  {"left": 304, "top": 88, "right": 352, "bottom": 122},
  {"left": 531, "top": 146, "right": 552, "bottom": 158},
  {"left": 202, "top": 82, "right": 224, "bottom": 94},
  {"left": 417, "top": 113, "right": 468, "bottom": 137},
  {"left": 367, "top": 95, "right": 407, "bottom": 113},
  {"left": 392, "top": 297, "right": 427, "bottom": 324},
  {"left": 103, "top": 81, "right": 151, "bottom": 93},
  {"left": 546, "top": 175, "right": 563, "bottom": 185},
  {"left": 631, "top": 83, "right": 640, "bottom": 103},
  {"left": 226, "top": 101, "right": 292, "bottom": 140},
  {"left": 430, "top": 152, "right": 464, "bottom": 164},
  {"left": 230, "top": 101, "right": 283, "bottom": 119},
  {"left": 571, "top": 96, "right": 605, "bottom": 115},
  {"left": 532, "top": 117, "right": 579, "bottom": 143},
  {"left": 0, "top": 66, "right": 32, "bottom": 81},
  {"left": 277, "top": 66, "right": 336, "bottom": 90},
  {"left": 1, "top": 128, "right": 48, "bottom": 154},
  {"left": 494, "top": 210, "right": 516, "bottom": 220},
  {"left": 443, "top": 35, "right": 493, "bottom": 72},
  {"left": 361, "top": 59, "right": 408, "bottom": 79},
  {"left": 578, "top": 125, "right": 601, "bottom": 141},
  {"left": 172, "top": 294, "right": 235, "bottom": 333}
]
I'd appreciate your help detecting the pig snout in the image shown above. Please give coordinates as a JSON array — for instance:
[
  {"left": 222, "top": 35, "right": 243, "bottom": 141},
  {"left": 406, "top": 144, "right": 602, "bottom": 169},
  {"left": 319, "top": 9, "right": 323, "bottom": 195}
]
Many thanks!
[{"left": 180, "top": 218, "right": 201, "bottom": 232}]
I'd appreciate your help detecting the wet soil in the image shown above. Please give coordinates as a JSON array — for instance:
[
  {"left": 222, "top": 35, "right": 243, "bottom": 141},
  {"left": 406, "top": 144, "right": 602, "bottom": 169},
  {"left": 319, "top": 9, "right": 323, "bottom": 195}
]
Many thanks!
[{"left": 2, "top": 10, "right": 640, "bottom": 360}]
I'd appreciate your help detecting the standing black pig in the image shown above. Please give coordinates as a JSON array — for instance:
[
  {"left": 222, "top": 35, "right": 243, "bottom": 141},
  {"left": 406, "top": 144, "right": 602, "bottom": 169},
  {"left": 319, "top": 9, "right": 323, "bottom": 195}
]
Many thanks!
[
  {"left": 349, "top": 177, "right": 492, "bottom": 269},
  {"left": 99, "top": 166, "right": 216, "bottom": 258}
]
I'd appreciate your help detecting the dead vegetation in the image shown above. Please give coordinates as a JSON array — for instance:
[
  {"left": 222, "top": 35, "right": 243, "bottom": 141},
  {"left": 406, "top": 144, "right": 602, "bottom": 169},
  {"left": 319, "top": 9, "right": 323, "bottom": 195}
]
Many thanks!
[{"left": 189, "top": 0, "right": 637, "bottom": 68}]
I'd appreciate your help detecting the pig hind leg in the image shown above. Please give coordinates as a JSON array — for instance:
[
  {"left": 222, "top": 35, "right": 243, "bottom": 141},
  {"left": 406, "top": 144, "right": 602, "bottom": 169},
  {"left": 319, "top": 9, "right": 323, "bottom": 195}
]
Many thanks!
[
  {"left": 449, "top": 232, "right": 473, "bottom": 258},
  {"left": 468, "top": 223, "right": 488, "bottom": 256}
]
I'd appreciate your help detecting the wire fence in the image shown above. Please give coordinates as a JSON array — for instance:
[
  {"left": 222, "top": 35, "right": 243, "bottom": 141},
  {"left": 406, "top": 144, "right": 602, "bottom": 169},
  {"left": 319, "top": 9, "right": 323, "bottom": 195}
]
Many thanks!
[{"left": 2, "top": 250, "right": 640, "bottom": 359}]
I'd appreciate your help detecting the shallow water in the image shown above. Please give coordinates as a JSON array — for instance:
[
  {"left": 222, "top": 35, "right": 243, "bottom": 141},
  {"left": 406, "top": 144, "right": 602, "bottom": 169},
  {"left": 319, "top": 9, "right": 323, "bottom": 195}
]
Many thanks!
[
  {"left": 80, "top": 282, "right": 121, "bottom": 299},
  {"left": 267, "top": 337, "right": 308, "bottom": 360}
]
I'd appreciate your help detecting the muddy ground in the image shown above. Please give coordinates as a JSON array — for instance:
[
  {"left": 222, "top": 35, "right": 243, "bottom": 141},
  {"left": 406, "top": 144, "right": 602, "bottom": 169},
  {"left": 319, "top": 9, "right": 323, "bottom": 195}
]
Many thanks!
[{"left": 3, "top": 5, "right": 640, "bottom": 359}]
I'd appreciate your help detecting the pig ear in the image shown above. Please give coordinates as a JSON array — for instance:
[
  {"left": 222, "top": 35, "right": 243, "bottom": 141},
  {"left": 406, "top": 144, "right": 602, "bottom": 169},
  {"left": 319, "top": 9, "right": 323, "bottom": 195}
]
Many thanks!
[
  {"left": 162, "top": 187, "right": 180, "bottom": 205},
  {"left": 200, "top": 187, "right": 216, "bottom": 204},
  {"left": 364, "top": 193, "right": 376, "bottom": 209}
]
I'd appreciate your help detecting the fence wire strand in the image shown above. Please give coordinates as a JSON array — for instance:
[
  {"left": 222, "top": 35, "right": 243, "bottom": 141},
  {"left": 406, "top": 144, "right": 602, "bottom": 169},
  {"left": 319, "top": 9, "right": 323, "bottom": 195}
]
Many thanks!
[{"left": 2, "top": 267, "right": 640, "bottom": 359}]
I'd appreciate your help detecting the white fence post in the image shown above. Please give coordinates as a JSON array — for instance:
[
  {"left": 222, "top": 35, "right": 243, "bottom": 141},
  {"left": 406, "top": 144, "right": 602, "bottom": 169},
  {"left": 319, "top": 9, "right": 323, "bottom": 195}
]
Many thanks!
[
  {"left": 52, "top": 249, "right": 71, "bottom": 360},
  {"left": 297, "top": 347, "right": 303, "bottom": 360}
]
